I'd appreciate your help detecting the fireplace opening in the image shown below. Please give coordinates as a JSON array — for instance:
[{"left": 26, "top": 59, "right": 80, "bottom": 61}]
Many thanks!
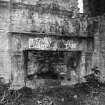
[{"left": 25, "top": 50, "right": 81, "bottom": 81}]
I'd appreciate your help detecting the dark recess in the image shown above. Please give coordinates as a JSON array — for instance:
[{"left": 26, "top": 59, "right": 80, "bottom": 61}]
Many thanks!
[{"left": 84, "top": 0, "right": 105, "bottom": 16}]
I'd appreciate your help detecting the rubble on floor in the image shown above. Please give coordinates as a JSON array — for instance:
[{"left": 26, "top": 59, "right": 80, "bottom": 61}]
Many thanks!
[{"left": 0, "top": 81, "right": 105, "bottom": 105}]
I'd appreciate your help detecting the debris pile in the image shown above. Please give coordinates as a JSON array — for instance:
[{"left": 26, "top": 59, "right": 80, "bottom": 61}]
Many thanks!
[
  {"left": 0, "top": 87, "right": 58, "bottom": 105},
  {"left": 0, "top": 73, "right": 105, "bottom": 105}
]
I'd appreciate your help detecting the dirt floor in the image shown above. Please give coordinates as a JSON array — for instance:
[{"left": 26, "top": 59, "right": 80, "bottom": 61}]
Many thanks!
[{"left": 0, "top": 81, "right": 105, "bottom": 105}]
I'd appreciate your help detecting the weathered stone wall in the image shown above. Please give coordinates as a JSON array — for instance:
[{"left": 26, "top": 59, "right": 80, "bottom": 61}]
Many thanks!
[
  {"left": 90, "top": 16, "right": 105, "bottom": 81},
  {"left": 13, "top": 0, "right": 78, "bottom": 12},
  {"left": 10, "top": 0, "right": 80, "bottom": 35},
  {"left": 0, "top": 0, "right": 95, "bottom": 87},
  {"left": 0, "top": 4, "right": 11, "bottom": 83},
  {"left": 9, "top": 0, "right": 94, "bottom": 88},
  {"left": 98, "top": 17, "right": 105, "bottom": 81},
  {"left": 0, "top": 0, "right": 81, "bottom": 88}
]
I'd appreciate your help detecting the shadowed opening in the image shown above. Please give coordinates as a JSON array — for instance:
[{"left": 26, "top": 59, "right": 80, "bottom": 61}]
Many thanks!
[{"left": 24, "top": 50, "right": 81, "bottom": 80}]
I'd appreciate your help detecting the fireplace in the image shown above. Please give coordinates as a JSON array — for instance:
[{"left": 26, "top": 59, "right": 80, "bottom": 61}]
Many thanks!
[{"left": 24, "top": 50, "right": 81, "bottom": 82}]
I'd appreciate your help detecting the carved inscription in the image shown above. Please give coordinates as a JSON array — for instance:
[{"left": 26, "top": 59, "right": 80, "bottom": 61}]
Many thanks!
[{"left": 29, "top": 37, "right": 78, "bottom": 50}]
